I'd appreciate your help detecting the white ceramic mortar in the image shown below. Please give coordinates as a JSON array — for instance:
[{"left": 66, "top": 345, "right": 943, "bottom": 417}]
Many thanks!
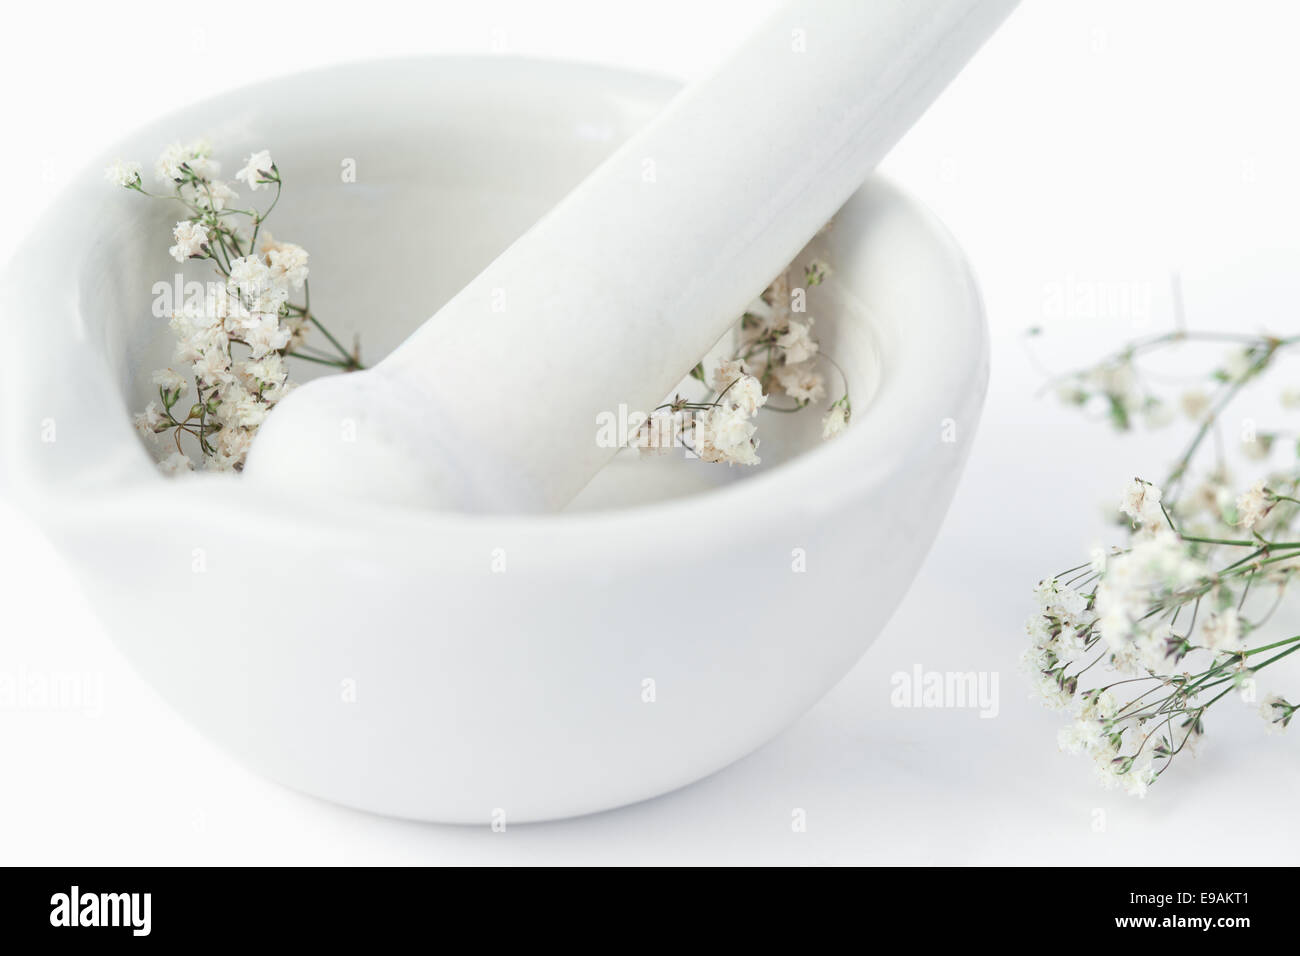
[{"left": 1, "top": 57, "right": 988, "bottom": 822}]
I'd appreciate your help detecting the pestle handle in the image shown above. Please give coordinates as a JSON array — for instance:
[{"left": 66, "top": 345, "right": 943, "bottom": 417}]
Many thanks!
[{"left": 246, "top": 0, "right": 1017, "bottom": 512}]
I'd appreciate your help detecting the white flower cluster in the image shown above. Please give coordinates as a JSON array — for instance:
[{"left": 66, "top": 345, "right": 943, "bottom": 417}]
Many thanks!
[
  {"left": 1025, "top": 476, "right": 1300, "bottom": 797},
  {"left": 235, "top": 149, "right": 276, "bottom": 191},
  {"left": 1118, "top": 477, "right": 1166, "bottom": 536},
  {"left": 628, "top": 360, "right": 766, "bottom": 465},
  {"left": 732, "top": 267, "right": 854, "bottom": 444},
  {"left": 155, "top": 139, "right": 221, "bottom": 183},
  {"left": 104, "top": 159, "right": 142, "bottom": 188},
  {"left": 629, "top": 263, "right": 850, "bottom": 465},
  {"left": 1235, "top": 478, "right": 1273, "bottom": 530},
  {"left": 758, "top": 270, "right": 852, "bottom": 440},
  {"left": 137, "top": 234, "right": 306, "bottom": 470},
  {"left": 744, "top": 272, "right": 826, "bottom": 401},
  {"left": 1021, "top": 570, "right": 1160, "bottom": 796},
  {"left": 1034, "top": 328, "right": 1300, "bottom": 796},
  {"left": 1060, "top": 690, "right": 1160, "bottom": 798},
  {"left": 1021, "top": 576, "right": 1093, "bottom": 708},
  {"left": 112, "top": 142, "right": 341, "bottom": 473},
  {"left": 1093, "top": 528, "right": 1205, "bottom": 672},
  {"left": 1023, "top": 575, "right": 1165, "bottom": 797},
  {"left": 1259, "top": 694, "right": 1297, "bottom": 734},
  {"left": 693, "top": 362, "right": 767, "bottom": 466},
  {"left": 170, "top": 220, "right": 210, "bottom": 263}
]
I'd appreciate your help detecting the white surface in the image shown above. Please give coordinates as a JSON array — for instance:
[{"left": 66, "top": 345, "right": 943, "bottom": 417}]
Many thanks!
[{"left": 2, "top": 0, "right": 1298, "bottom": 863}]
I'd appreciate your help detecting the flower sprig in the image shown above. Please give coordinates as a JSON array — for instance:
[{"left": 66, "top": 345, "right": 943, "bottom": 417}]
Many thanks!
[
  {"left": 107, "top": 140, "right": 362, "bottom": 473},
  {"left": 630, "top": 261, "right": 850, "bottom": 464},
  {"left": 1025, "top": 320, "right": 1300, "bottom": 796}
]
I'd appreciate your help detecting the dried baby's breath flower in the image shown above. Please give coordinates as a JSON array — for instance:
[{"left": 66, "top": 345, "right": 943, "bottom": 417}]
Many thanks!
[
  {"left": 168, "top": 220, "right": 210, "bottom": 262},
  {"left": 721, "top": 372, "right": 766, "bottom": 417},
  {"left": 158, "top": 451, "right": 194, "bottom": 475},
  {"left": 631, "top": 259, "right": 850, "bottom": 466},
  {"left": 262, "top": 234, "right": 309, "bottom": 290},
  {"left": 1119, "top": 476, "right": 1165, "bottom": 532},
  {"left": 1027, "top": 314, "right": 1300, "bottom": 795},
  {"left": 822, "top": 398, "right": 850, "bottom": 439},
  {"left": 1236, "top": 479, "right": 1273, "bottom": 530},
  {"left": 1259, "top": 695, "right": 1295, "bottom": 732},
  {"left": 774, "top": 360, "right": 826, "bottom": 405},
  {"left": 151, "top": 368, "right": 187, "bottom": 400},
  {"left": 775, "top": 318, "right": 818, "bottom": 364},
  {"left": 1200, "top": 608, "right": 1244, "bottom": 653},
  {"left": 183, "top": 178, "right": 239, "bottom": 212},
  {"left": 155, "top": 139, "right": 218, "bottom": 183},
  {"left": 235, "top": 150, "right": 275, "bottom": 191},
  {"left": 134, "top": 403, "right": 167, "bottom": 436},
  {"left": 710, "top": 357, "right": 748, "bottom": 394},
  {"left": 104, "top": 159, "right": 142, "bottom": 188},
  {"left": 120, "top": 139, "right": 362, "bottom": 473},
  {"left": 694, "top": 398, "right": 761, "bottom": 466}
]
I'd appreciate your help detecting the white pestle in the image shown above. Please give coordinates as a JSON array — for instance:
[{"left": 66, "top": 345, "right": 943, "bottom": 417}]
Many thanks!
[{"left": 244, "top": 0, "right": 1018, "bottom": 512}]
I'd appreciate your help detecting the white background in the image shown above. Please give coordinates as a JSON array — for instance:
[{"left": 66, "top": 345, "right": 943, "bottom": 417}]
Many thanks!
[{"left": 2, "top": 0, "right": 1298, "bottom": 864}]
